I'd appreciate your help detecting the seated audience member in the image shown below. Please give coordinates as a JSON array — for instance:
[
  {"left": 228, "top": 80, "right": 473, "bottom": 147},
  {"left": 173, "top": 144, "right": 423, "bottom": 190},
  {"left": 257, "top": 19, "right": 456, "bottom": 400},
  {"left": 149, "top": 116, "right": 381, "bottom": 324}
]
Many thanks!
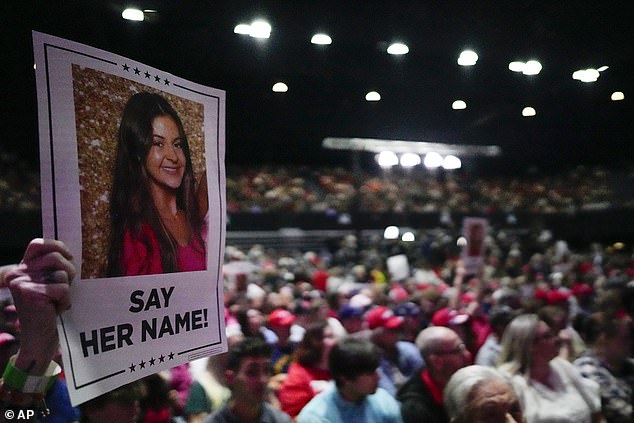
[
  {"left": 204, "top": 337, "right": 292, "bottom": 423},
  {"left": 266, "top": 308, "right": 298, "bottom": 375},
  {"left": 475, "top": 307, "right": 515, "bottom": 367},
  {"left": 278, "top": 320, "right": 334, "bottom": 419},
  {"left": 574, "top": 312, "right": 633, "bottom": 423},
  {"left": 367, "top": 306, "right": 423, "bottom": 396},
  {"left": 185, "top": 354, "right": 231, "bottom": 423},
  {"left": 397, "top": 326, "right": 472, "bottom": 423},
  {"left": 79, "top": 382, "right": 144, "bottom": 423},
  {"left": 431, "top": 307, "right": 480, "bottom": 356},
  {"left": 337, "top": 303, "right": 366, "bottom": 335},
  {"left": 297, "top": 338, "right": 403, "bottom": 423},
  {"left": 497, "top": 313, "right": 603, "bottom": 423},
  {"left": 538, "top": 303, "right": 586, "bottom": 361},
  {"left": 444, "top": 365, "right": 524, "bottom": 423},
  {"left": 394, "top": 301, "right": 423, "bottom": 343}
]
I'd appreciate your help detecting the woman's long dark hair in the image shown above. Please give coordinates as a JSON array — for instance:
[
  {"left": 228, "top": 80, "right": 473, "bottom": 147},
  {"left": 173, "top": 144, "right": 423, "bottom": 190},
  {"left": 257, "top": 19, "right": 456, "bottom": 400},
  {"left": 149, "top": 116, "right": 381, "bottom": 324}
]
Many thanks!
[{"left": 106, "top": 92, "right": 203, "bottom": 276}]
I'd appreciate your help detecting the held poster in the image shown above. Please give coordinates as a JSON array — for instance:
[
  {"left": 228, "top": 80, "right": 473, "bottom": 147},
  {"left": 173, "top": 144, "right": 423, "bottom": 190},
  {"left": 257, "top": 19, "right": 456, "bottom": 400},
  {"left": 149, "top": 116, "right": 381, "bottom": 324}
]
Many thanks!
[{"left": 32, "top": 31, "right": 227, "bottom": 405}]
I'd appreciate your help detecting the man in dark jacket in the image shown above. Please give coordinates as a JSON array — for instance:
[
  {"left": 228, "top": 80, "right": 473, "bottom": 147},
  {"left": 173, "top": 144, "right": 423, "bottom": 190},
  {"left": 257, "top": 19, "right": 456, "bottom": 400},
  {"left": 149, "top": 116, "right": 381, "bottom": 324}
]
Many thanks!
[{"left": 397, "top": 326, "right": 472, "bottom": 423}]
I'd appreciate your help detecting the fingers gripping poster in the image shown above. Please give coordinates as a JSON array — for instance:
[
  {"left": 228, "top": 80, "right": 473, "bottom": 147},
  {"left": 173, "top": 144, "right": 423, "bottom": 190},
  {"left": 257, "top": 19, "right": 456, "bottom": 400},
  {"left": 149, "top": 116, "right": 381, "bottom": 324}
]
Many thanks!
[{"left": 32, "top": 32, "right": 227, "bottom": 405}]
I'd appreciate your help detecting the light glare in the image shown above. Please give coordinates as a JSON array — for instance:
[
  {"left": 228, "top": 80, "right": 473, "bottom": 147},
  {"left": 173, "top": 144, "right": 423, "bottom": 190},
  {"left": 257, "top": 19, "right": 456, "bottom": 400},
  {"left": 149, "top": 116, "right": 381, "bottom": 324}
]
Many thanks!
[
  {"left": 597, "top": 66, "right": 609, "bottom": 72},
  {"left": 452, "top": 100, "right": 467, "bottom": 110},
  {"left": 122, "top": 8, "right": 144, "bottom": 21},
  {"left": 387, "top": 43, "right": 409, "bottom": 55},
  {"left": 311, "top": 33, "right": 332, "bottom": 45}
]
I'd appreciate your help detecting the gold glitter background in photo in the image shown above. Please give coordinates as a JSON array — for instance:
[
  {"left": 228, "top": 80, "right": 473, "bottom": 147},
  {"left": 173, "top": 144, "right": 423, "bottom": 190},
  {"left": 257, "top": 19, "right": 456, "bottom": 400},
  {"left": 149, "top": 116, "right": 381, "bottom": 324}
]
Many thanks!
[{"left": 72, "top": 65, "right": 206, "bottom": 279}]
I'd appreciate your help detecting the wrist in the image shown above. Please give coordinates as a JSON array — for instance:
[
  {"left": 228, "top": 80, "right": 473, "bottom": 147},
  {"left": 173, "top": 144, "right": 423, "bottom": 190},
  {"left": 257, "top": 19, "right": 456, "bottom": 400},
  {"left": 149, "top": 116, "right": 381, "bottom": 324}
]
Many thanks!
[{"left": 2, "top": 355, "right": 61, "bottom": 394}]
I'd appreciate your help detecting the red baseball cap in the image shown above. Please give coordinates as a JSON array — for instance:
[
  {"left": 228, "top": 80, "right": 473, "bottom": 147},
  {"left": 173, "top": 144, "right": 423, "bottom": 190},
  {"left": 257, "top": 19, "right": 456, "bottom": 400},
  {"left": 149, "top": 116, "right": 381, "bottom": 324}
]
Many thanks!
[
  {"left": 366, "top": 306, "right": 404, "bottom": 330},
  {"left": 431, "top": 307, "right": 470, "bottom": 327},
  {"left": 267, "top": 309, "right": 296, "bottom": 327}
]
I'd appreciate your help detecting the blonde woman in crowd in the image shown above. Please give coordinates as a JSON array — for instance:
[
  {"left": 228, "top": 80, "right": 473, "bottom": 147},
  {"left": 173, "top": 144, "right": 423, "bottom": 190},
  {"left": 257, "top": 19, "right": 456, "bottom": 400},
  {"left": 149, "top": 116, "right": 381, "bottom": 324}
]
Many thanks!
[{"left": 497, "top": 314, "right": 605, "bottom": 423}]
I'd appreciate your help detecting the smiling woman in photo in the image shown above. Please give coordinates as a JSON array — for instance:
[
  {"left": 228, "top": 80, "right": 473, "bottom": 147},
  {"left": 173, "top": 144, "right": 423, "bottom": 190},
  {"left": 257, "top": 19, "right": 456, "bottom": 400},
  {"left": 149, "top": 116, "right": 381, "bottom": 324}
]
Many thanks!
[{"left": 107, "top": 92, "right": 206, "bottom": 276}]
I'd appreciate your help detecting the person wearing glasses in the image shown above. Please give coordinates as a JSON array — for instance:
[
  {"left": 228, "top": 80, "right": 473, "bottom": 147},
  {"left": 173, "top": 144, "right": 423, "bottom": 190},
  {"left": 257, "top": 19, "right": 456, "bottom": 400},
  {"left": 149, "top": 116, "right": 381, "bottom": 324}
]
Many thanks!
[
  {"left": 498, "top": 314, "right": 605, "bottom": 423},
  {"left": 397, "top": 326, "right": 472, "bottom": 423}
]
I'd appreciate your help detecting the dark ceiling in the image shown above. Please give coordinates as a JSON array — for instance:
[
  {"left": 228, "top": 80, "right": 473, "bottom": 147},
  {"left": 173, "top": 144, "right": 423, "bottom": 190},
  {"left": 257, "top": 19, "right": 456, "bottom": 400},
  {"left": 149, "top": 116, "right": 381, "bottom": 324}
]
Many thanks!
[{"left": 3, "top": 1, "right": 633, "bottom": 172}]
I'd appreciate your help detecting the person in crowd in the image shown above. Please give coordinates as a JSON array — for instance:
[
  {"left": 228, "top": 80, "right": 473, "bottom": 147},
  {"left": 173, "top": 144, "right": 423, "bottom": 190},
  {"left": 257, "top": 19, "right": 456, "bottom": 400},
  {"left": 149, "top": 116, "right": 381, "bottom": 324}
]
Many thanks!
[
  {"left": 574, "top": 311, "right": 633, "bottom": 423},
  {"left": 337, "top": 303, "right": 366, "bottom": 335},
  {"left": 444, "top": 365, "right": 524, "bottom": 423},
  {"left": 397, "top": 326, "right": 472, "bottom": 423},
  {"left": 278, "top": 320, "right": 335, "bottom": 418},
  {"left": 185, "top": 333, "right": 245, "bottom": 423},
  {"left": 297, "top": 338, "right": 403, "bottom": 423},
  {"left": 475, "top": 307, "right": 515, "bottom": 367},
  {"left": 266, "top": 308, "right": 298, "bottom": 375},
  {"left": 79, "top": 382, "right": 144, "bottom": 423},
  {"left": 497, "top": 313, "right": 604, "bottom": 423},
  {"left": 106, "top": 92, "right": 206, "bottom": 276},
  {"left": 204, "top": 337, "right": 292, "bottom": 423},
  {"left": 538, "top": 303, "right": 586, "bottom": 361},
  {"left": 430, "top": 307, "right": 480, "bottom": 356},
  {"left": 366, "top": 306, "right": 423, "bottom": 396}
]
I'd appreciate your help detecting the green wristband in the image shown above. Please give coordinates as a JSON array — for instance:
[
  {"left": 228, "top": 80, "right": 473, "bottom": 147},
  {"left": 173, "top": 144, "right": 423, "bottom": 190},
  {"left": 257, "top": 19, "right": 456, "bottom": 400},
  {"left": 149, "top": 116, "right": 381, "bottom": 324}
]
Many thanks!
[{"left": 2, "top": 355, "right": 61, "bottom": 394}]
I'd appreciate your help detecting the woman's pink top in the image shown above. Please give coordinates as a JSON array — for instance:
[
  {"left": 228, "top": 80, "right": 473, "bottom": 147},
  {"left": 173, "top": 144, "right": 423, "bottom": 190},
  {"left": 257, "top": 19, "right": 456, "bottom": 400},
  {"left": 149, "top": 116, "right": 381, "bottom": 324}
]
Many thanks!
[{"left": 121, "top": 223, "right": 206, "bottom": 276}]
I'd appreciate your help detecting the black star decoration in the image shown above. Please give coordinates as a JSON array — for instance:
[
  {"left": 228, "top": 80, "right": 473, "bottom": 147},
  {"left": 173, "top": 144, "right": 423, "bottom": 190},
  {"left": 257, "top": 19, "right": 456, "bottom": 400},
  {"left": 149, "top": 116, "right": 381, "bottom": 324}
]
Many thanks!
[
  {"left": 168, "top": 352, "right": 175, "bottom": 360},
  {"left": 154, "top": 75, "right": 161, "bottom": 82},
  {"left": 159, "top": 354, "right": 165, "bottom": 363},
  {"left": 149, "top": 357, "right": 156, "bottom": 366},
  {"left": 144, "top": 71, "right": 151, "bottom": 79},
  {"left": 122, "top": 64, "right": 130, "bottom": 71},
  {"left": 139, "top": 360, "right": 146, "bottom": 369},
  {"left": 164, "top": 78, "right": 170, "bottom": 86},
  {"left": 134, "top": 67, "right": 140, "bottom": 75},
  {"left": 129, "top": 363, "right": 136, "bottom": 372}
]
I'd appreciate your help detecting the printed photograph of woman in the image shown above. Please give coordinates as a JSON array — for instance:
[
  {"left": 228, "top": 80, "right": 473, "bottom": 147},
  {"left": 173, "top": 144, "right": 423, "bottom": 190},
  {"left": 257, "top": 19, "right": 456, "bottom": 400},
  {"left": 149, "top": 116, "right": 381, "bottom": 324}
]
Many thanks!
[{"left": 106, "top": 92, "right": 206, "bottom": 276}]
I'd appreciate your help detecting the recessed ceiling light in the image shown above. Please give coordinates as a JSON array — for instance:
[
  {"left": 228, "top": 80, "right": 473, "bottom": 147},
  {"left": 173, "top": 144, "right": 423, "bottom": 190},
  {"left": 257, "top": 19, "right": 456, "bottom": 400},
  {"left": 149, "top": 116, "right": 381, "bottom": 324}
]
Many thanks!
[
  {"left": 522, "top": 60, "right": 542, "bottom": 75},
  {"left": 122, "top": 8, "right": 144, "bottom": 21},
  {"left": 365, "top": 91, "right": 381, "bottom": 101},
  {"left": 572, "top": 68, "right": 600, "bottom": 82},
  {"left": 311, "top": 33, "right": 332, "bottom": 45},
  {"left": 522, "top": 107, "right": 536, "bottom": 117},
  {"left": 387, "top": 43, "right": 409, "bottom": 55},
  {"left": 234, "top": 20, "right": 271, "bottom": 38},
  {"left": 272, "top": 82, "right": 288, "bottom": 92},
  {"left": 452, "top": 100, "right": 467, "bottom": 110},
  {"left": 249, "top": 20, "right": 271, "bottom": 38},
  {"left": 508, "top": 61, "right": 525, "bottom": 72},
  {"left": 400, "top": 153, "right": 421, "bottom": 167},
  {"left": 597, "top": 65, "right": 609, "bottom": 72},
  {"left": 458, "top": 50, "right": 478, "bottom": 66},
  {"left": 611, "top": 91, "right": 624, "bottom": 101}
]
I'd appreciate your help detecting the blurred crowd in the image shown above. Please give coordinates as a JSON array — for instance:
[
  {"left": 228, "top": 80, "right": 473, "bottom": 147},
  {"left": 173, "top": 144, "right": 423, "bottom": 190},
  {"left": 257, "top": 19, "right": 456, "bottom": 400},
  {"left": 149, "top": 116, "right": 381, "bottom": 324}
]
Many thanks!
[
  {"left": 227, "top": 164, "right": 634, "bottom": 215},
  {"left": 2, "top": 225, "right": 633, "bottom": 422},
  {"left": 5, "top": 147, "right": 634, "bottom": 215}
]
